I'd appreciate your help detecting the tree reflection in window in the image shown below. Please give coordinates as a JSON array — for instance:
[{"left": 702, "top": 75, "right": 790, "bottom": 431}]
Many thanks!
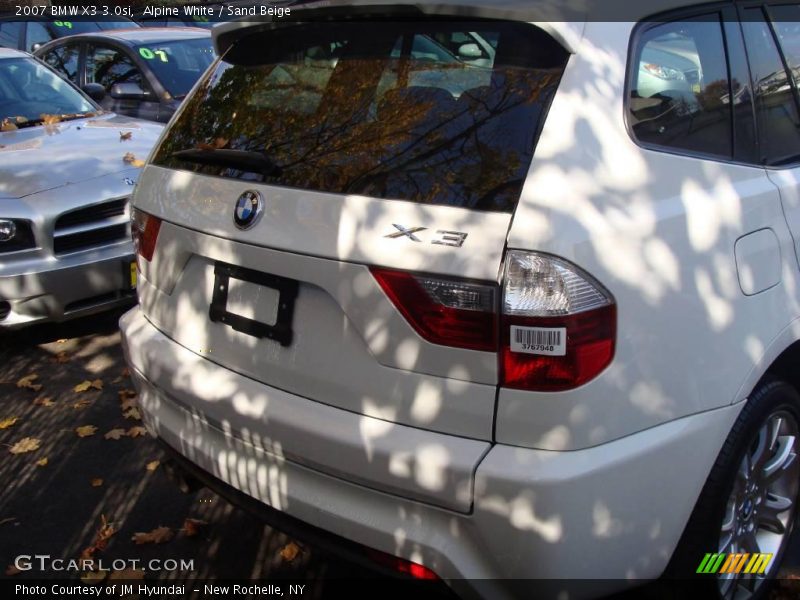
[{"left": 154, "top": 22, "right": 568, "bottom": 213}]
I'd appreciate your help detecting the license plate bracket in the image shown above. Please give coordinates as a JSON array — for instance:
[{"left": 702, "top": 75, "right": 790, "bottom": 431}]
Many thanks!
[{"left": 209, "top": 262, "right": 299, "bottom": 347}]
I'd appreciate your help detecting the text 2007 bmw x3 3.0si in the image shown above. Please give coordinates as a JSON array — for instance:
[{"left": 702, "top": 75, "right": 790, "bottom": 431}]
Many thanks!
[{"left": 121, "top": 1, "right": 800, "bottom": 598}]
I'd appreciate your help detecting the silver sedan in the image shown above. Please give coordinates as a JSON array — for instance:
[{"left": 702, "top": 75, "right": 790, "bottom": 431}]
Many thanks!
[{"left": 0, "top": 48, "right": 163, "bottom": 328}]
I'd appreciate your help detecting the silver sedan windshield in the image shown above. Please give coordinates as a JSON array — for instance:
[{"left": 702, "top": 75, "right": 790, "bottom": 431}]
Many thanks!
[{"left": 0, "top": 57, "right": 95, "bottom": 125}]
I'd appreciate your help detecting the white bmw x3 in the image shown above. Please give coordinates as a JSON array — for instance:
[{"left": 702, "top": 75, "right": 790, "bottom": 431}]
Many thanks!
[{"left": 122, "top": 1, "right": 800, "bottom": 598}]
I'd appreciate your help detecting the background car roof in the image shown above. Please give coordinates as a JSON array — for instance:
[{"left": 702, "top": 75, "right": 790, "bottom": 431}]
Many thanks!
[
  {"left": 46, "top": 27, "right": 210, "bottom": 46},
  {"left": 0, "top": 47, "right": 27, "bottom": 59}
]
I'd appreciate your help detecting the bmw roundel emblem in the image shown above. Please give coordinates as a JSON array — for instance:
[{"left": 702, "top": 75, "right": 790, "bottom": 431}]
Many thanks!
[{"left": 234, "top": 190, "right": 264, "bottom": 230}]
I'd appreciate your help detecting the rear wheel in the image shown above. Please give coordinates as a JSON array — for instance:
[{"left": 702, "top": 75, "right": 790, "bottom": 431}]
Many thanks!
[{"left": 668, "top": 379, "right": 800, "bottom": 600}]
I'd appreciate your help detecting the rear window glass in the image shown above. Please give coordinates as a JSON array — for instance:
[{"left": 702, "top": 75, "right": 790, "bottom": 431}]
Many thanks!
[{"left": 152, "top": 21, "right": 568, "bottom": 213}]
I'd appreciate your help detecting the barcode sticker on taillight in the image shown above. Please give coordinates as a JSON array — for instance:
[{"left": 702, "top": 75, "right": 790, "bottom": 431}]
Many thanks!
[{"left": 510, "top": 326, "right": 567, "bottom": 356}]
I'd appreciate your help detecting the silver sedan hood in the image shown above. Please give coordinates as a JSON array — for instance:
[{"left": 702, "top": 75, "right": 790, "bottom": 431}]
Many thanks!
[{"left": 0, "top": 114, "right": 164, "bottom": 200}]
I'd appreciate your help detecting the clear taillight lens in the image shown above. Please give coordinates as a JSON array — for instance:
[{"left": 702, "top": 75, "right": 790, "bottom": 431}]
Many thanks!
[
  {"left": 501, "top": 251, "right": 616, "bottom": 391},
  {"left": 131, "top": 208, "right": 162, "bottom": 265}
]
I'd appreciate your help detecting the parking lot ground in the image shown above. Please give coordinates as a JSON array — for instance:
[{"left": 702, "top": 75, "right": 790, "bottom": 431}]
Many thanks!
[{"left": 0, "top": 308, "right": 798, "bottom": 599}]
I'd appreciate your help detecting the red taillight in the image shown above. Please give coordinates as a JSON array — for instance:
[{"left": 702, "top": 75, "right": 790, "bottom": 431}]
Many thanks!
[
  {"left": 501, "top": 305, "right": 616, "bottom": 391},
  {"left": 370, "top": 267, "right": 497, "bottom": 352},
  {"left": 500, "top": 251, "right": 616, "bottom": 391},
  {"left": 364, "top": 548, "right": 440, "bottom": 580},
  {"left": 370, "top": 252, "right": 615, "bottom": 392},
  {"left": 131, "top": 208, "right": 162, "bottom": 264}
]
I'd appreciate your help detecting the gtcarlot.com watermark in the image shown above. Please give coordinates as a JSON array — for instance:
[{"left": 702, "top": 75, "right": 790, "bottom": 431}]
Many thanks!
[{"left": 13, "top": 554, "right": 194, "bottom": 573}]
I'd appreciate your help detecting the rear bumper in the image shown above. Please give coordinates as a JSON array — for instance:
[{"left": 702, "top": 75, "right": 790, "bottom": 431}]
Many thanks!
[
  {"left": 0, "top": 243, "right": 136, "bottom": 327},
  {"left": 157, "top": 438, "right": 457, "bottom": 592},
  {"left": 121, "top": 307, "right": 743, "bottom": 598}
]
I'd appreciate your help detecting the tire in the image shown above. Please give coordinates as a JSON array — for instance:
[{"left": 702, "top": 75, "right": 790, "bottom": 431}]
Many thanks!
[{"left": 665, "top": 378, "right": 800, "bottom": 600}]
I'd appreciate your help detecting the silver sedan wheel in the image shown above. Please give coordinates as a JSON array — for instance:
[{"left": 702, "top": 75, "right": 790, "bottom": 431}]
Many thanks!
[{"left": 718, "top": 410, "right": 800, "bottom": 599}]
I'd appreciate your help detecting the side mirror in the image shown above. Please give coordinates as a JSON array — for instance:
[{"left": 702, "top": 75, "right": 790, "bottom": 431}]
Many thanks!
[
  {"left": 109, "top": 82, "right": 148, "bottom": 100},
  {"left": 458, "top": 43, "right": 483, "bottom": 60},
  {"left": 81, "top": 83, "right": 106, "bottom": 102}
]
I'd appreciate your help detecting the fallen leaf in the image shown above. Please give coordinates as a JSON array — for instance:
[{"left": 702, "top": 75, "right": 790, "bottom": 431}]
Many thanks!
[
  {"left": 119, "top": 131, "right": 132, "bottom": 141},
  {"left": 76, "top": 425, "right": 98, "bottom": 438},
  {"left": 112, "top": 368, "right": 131, "bottom": 384},
  {"left": 74, "top": 381, "right": 92, "bottom": 393},
  {"left": 132, "top": 526, "right": 173, "bottom": 545},
  {"left": 73, "top": 379, "right": 103, "bottom": 393},
  {"left": 16, "top": 374, "right": 37, "bottom": 387},
  {"left": 279, "top": 541, "right": 301, "bottom": 562},
  {"left": 1, "top": 118, "right": 18, "bottom": 131},
  {"left": 16, "top": 374, "right": 42, "bottom": 391},
  {"left": 4, "top": 565, "right": 20, "bottom": 576},
  {"left": 122, "top": 152, "right": 145, "bottom": 168},
  {"left": 36, "top": 457, "right": 48, "bottom": 467},
  {"left": 109, "top": 568, "right": 145, "bottom": 581},
  {"left": 91, "top": 478, "right": 104, "bottom": 487},
  {"left": 146, "top": 460, "right": 160, "bottom": 472},
  {"left": 56, "top": 339, "right": 68, "bottom": 344},
  {"left": 34, "top": 397, "right": 55, "bottom": 407},
  {"left": 121, "top": 400, "right": 138, "bottom": 413},
  {"left": 96, "top": 515, "right": 116, "bottom": 546},
  {"left": 40, "top": 114, "right": 62, "bottom": 125},
  {"left": 80, "top": 570, "right": 106, "bottom": 584},
  {"left": 123, "top": 407, "right": 142, "bottom": 421},
  {"left": 54, "top": 351, "right": 70, "bottom": 364},
  {"left": 182, "top": 518, "right": 207, "bottom": 537},
  {"left": 0, "top": 417, "right": 19, "bottom": 430},
  {"left": 126, "top": 426, "right": 147, "bottom": 438},
  {"left": 72, "top": 399, "right": 91, "bottom": 410},
  {"left": 14, "top": 116, "right": 27, "bottom": 124},
  {"left": 9, "top": 437, "right": 41, "bottom": 454},
  {"left": 121, "top": 400, "right": 138, "bottom": 414},
  {"left": 81, "top": 515, "right": 116, "bottom": 560},
  {"left": 119, "top": 388, "right": 137, "bottom": 399},
  {"left": 104, "top": 428, "right": 127, "bottom": 440}
]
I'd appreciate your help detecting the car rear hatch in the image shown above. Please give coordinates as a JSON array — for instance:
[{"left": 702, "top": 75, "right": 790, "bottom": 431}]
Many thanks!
[{"left": 131, "top": 10, "right": 570, "bottom": 510}]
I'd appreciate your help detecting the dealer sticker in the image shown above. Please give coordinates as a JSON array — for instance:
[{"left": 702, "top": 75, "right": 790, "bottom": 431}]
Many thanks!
[{"left": 510, "top": 326, "right": 567, "bottom": 356}]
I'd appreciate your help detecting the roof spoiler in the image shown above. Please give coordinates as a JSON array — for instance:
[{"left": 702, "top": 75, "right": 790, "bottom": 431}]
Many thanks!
[{"left": 212, "top": 2, "right": 585, "bottom": 56}]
